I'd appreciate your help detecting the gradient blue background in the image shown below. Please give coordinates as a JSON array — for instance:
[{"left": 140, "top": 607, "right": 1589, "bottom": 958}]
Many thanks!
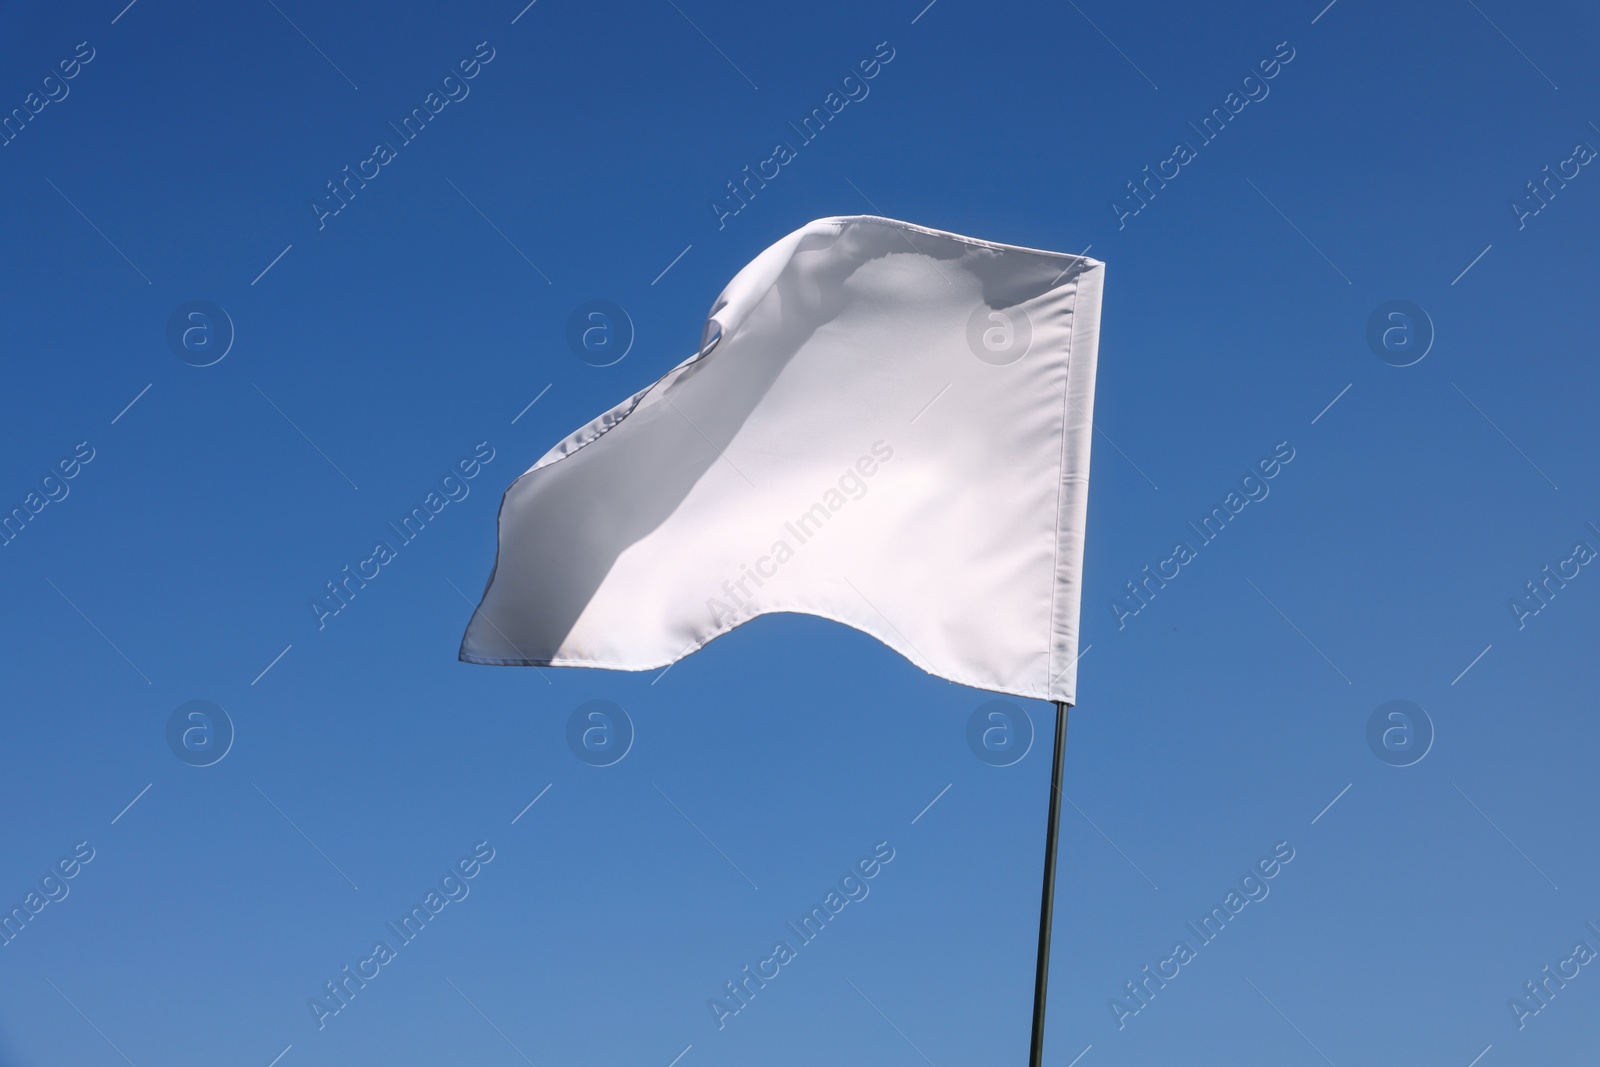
[{"left": 3, "top": 0, "right": 1598, "bottom": 1064}]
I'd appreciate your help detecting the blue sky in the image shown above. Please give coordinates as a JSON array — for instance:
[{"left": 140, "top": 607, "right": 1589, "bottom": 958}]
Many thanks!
[{"left": 2, "top": 0, "right": 1598, "bottom": 1064}]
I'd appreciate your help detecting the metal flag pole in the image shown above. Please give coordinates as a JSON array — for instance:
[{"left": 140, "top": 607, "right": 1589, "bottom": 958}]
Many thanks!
[{"left": 1027, "top": 700, "right": 1070, "bottom": 1067}]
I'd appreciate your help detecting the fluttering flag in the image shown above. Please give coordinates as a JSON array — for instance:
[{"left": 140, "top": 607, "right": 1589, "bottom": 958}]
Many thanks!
[{"left": 461, "top": 215, "right": 1103, "bottom": 703}]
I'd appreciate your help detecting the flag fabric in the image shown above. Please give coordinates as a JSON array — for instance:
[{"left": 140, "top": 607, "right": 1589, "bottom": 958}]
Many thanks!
[{"left": 461, "top": 215, "right": 1103, "bottom": 703}]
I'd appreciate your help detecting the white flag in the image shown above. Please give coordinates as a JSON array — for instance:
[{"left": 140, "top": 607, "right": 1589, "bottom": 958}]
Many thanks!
[{"left": 462, "top": 215, "right": 1102, "bottom": 703}]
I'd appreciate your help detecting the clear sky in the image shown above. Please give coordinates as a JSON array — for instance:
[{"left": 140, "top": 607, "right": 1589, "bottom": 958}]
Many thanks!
[{"left": 2, "top": 0, "right": 1598, "bottom": 1065}]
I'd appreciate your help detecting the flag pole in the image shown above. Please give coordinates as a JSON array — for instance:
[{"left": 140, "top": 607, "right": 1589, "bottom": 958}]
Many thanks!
[{"left": 1027, "top": 700, "right": 1069, "bottom": 1067}]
